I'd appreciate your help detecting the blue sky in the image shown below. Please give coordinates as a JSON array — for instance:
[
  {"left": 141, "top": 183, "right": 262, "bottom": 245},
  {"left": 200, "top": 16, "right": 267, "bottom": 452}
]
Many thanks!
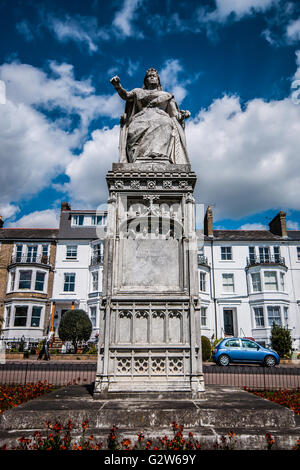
[{"left": 1, "top": 0, "right": 300, "bottom": 230}]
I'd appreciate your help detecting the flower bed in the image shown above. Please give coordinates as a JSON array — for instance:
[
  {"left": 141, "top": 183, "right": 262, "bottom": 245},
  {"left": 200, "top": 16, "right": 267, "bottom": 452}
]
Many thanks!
[
  {"left": 245, "top": 388, "right": 300, "bottom": 416},
  {"left": 0, "top": 381, "right": 54, "bottom": 414},
  {"left": 1, "top": 420, "right": 300, "bottom": 451}
]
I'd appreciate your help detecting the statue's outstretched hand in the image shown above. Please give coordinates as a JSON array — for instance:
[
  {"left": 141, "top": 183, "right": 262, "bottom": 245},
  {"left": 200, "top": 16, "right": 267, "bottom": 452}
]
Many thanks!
[{"left": 110, "top": 76, "right": 121, "bottom": 87}]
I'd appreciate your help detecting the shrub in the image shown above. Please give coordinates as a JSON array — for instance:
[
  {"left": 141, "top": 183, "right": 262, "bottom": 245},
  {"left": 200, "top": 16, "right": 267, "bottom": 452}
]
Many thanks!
[
  {"left": 58, "top": 309, "right": 92, "bottom": 354},
  {"left": 270, "top": 324, "right": 292, "bottom": 358},
  {"left": 201, "top": 336, "right": 211, "bottom": 362}
]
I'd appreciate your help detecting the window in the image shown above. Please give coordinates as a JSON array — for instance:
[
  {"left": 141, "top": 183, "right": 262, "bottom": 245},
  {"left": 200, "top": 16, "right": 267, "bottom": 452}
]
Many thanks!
[
  {"left": 91, "top": 271, "right": 98, "bottom": 292},
  {"left": 222, "top": 273, "right": 234, "bottom": 293},
  {"left": 199, "top": 272, "right": 206, "bottom": 292},
  {"left": 35, "top": 272, "right": 45, "bottom": 291},
  {"left": 92, "top": 215, "right": 107, "bottom": 226},
  {"left": 297, "top": 247, "right": 300, "bottom": 261},
  {"left": 14, "top": 306, "right": 28, "bottom": 327},
  {"left": 26, "top": 245, "right": 38, "bottom": 262},
  {"left": 259, "top": 247, "right": 270, "bottom": 262},
  {"left": 5, "top": 306, "right": 11, "bottom": 327},
  {"left": 221, "top": 247, "right": 232, "bottom": 260},
  {"left": 16, "top": 244, "right": 23, "bottom": 262},
  {"left": 254, "top": 307, "right": 264, "bottom": 327},
  {"left": 64, "top": 273, "right": 75, "bottom": 292},
  {"left": 284, "top": 306, "right": 289, "bottom": 325},
  {"left": 225, "top": 339, "right": 240, "bottom": 348},
  {"left": 264, "top": 271, "right": 278, "bottom": 291},
  {"left": 251, "top": 273, "right": 261, "bottom": 292},
  {"left": 280, "top": 272, "right": 285, "bottom": 291},
  {"left": 249, "top": 246, "right": 256, "bottom": 263},
  {"left": 241, "top": 339, "right": 257, "bottom": 349},
  {"left": 72, "top": 215, "right": 84, "bottom": 226},
  {"left": 90, "top": 306, "right": 97, "bottom": 327},
  {"left": 267, "top": 306, "right": 281, "bottom": 326},
  {"left": 66, "top": 245, "right": 77, "bottom": 259},
  {"left": 201, "top": 307, "right": 207, "bottom": 327},
  {"left": 42, "top": 245, "right": 49, "bottom": 263},
  {"left": 274, "top": 246, "right": 280, "bottom": 262},
  {"left": 10, "top": 271, "right": 15, "bottom": 291},
  {"left": 31, "top": 306, "right": 42, "bottom": 327},
  {"left": 19, "top": 270, "right": 32, "bottom": 289}
]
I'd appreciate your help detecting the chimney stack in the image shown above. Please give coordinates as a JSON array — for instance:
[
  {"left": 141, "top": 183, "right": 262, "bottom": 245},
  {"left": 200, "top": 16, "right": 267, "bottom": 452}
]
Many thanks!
[
  {"left": 204, "top": 206, "right": 213, "bottom": 237},
  {"left": 61, "top": 202, "right": 71, "bottom": 212},
  {"left": 269, "top": 211, "right": 287, "bottom": 238}
]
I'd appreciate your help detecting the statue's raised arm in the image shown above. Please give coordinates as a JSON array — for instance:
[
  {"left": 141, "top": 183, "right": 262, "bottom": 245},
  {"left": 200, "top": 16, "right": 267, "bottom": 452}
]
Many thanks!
[
  {"left": 111, "top": 68, "right": 190, "bottom": 165},
  {"left": 110, "top": 76, "right": 133, "bottom": 102}
]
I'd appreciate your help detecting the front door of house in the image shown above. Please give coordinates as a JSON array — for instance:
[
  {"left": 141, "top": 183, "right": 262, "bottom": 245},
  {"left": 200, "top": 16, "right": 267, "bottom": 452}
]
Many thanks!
[{"left": 224, "top": 309, "right": 234, "bottom": 336}]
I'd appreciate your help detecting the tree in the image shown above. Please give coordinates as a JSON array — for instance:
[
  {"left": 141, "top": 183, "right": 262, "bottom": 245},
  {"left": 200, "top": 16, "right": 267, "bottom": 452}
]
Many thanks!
[
  {"left": 201, "top": 335, "right": 211, "bottom": 362},
  {"left": 270, "top": 323, "right": 292, "bottom": 358},
  {"left": 58, "top": 309, "right": 92, "bottom": 353}
]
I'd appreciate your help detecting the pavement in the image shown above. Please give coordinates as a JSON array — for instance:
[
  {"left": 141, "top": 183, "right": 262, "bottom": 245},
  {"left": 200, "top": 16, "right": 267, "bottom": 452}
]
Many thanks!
[{"left": 0, "top": 384, "right": 299, "bottom": 450}]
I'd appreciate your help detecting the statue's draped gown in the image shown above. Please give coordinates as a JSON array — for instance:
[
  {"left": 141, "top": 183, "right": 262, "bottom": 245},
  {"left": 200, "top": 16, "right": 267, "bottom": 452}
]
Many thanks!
[{"left": 119, "top": 88, "right": 189, "bottom": 164}]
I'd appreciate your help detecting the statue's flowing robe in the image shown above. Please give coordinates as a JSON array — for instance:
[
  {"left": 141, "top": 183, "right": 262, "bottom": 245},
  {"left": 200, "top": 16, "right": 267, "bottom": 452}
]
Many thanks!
[{"left": 119, "top": 88, "right": 189, "bottom": 164}]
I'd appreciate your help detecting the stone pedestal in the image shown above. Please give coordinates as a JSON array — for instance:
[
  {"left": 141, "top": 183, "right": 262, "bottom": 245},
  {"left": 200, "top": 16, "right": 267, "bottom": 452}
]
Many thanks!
[{"left": 94, "top": 163, "right": 204, "bottom": 398}]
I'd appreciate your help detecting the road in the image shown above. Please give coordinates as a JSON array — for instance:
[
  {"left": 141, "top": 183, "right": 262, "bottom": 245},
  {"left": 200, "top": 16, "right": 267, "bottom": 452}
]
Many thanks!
[{"left": 0, "top": 361, "right": 299, "bottom": 389}]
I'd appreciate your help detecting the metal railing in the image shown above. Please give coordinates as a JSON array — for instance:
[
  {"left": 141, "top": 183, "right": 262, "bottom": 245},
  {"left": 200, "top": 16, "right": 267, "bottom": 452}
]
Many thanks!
[
  {"left": 10, "top": 254, "right": 51, "bottom": 266},
  {"left": 246, "top": 255, "right": 286, "bottom": 268},
  {"left": 90, "top": 254, "right": 104, "bottom": 266},
  {"left": 198, "top": 254, "right": 209, "bottom": 266},
  {"left": 0, "top": 362, "right": 299, "bottom": 390}
]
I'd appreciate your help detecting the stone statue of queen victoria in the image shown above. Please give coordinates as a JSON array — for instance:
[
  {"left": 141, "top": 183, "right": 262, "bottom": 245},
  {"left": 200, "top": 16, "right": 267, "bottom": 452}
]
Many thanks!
[{"left": 110, "top": 68, "right": 191, "bottom": 164}]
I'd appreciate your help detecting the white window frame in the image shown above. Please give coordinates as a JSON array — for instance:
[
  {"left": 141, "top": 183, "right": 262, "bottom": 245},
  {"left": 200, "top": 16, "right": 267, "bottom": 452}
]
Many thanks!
[
  {"left": 251, "top": 272, "right": 262, "bottom": 292},
  {"left": 91, "top": 271, "right": 99, "bottom": 292},
  {"left": 200, "top": 306, "right": 207, "bottom": 327},
  {"left": 8, "top": 267, "right": 48, "bottom": 294},
  {"left": 221, "top": 246, "right": 232, "bottom": 261},
  {"left": 66, "top": 245, "right": 78, "bottom": 260},
  {"left": 63, "top": 273, "right": 76, "bottom": 292},
  {"left": 10, "top": 303, "right": 45, "bottom": 329},
  {"left": 253, "top": 306, "right": 265, "bottom": 327},
  {"left": 199, "top": 271, "right": 206, "bottom": 292},
  {"left": 222, "top": 273, "right": 235, "bottom": 293},
  {"left": 264, "top": 271, "right": 278, "bottom": 291},
  {"left": 89, "top": 306, "right": 97, "bottom": 327},
  {"left": 267, "top": 305, "right": 282, "bottom": 327}
]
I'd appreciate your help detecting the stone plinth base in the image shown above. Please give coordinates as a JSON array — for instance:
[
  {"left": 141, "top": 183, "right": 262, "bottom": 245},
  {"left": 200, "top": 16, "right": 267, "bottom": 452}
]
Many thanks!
[{"left": 0, "top": 384, "right": 299, "bottom": 450}]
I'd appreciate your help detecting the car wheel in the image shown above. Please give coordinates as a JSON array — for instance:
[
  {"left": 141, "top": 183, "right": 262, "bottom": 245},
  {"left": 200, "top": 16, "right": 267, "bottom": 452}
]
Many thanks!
[
  {"left": 264, "top": 355, "right": 276, "bottom": 368},
  {"left": 217, "top": 354, "right": 230, "bottom": 366}
]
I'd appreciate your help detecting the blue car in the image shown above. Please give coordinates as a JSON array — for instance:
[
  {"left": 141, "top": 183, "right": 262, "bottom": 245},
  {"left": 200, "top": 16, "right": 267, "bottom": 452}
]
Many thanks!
[{"left": 212, "top": 337, "right": 280, "bottom": 367}]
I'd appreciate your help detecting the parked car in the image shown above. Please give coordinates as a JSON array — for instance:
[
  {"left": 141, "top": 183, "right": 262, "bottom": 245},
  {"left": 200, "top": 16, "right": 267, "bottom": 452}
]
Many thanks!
[{"left": 212, "top": 337, "right": 280, "bottom": 367}]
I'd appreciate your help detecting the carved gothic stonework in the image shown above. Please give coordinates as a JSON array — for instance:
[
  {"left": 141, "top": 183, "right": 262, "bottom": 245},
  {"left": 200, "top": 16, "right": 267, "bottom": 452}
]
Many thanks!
[{"left": 94, "top": 69, "right": 204, "bottom": 398}]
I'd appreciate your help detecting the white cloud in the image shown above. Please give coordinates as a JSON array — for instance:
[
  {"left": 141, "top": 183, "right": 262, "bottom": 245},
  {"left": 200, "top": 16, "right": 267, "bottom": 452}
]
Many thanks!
[
  {"left": 209, "top": 0, "right": 278, "bottom": 22},
  {"left": 186, "top": 92, "right": 300, "bottom": 221},
  {"left": 63, "top": 126, "right": 119, "bottom": 207},
  {"left": 159, "top": 59, "right": 200, "bottom": 105},
  {"left": 47, "top": 13, "right": 109, "bottom": 54},
  {"left": 159, "top": 59, "right": 187, "bottom": 104},
  {"left": 113, "top": 0, "right": 144, "bottom": 38},
  {"left": 286, "top": 17, "right": 300, "bottom": 42},
  {"left": 7, "top": 209, "right": 60, "bottom": 228},
  {"left": 0, "top": 204, "right": 20, "bottom": 220},
  {"left": 239, "top": 223, "right": 268, "bottom": 230},
  {"left": 287, "top": 220, "right": 300, "bottom": 230},
  {"left": 0, "top": 60, "right": 123, "bottom": 213}
]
